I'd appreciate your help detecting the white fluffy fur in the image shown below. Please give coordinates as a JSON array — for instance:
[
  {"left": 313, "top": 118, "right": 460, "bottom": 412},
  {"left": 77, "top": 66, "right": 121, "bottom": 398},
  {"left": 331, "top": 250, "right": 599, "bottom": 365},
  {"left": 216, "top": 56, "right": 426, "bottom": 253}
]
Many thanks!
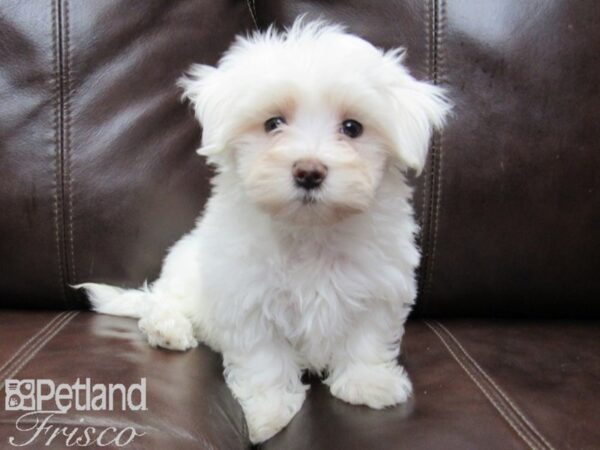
[{"left": 77, "top": 19, "right": 450, "bottom": 443}]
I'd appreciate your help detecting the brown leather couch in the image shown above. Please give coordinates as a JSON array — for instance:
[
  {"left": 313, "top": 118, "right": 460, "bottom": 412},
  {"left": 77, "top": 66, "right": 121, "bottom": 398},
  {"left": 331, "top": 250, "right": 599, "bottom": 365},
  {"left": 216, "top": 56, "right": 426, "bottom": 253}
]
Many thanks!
[{"left": 1, "top": 1, "right": 598, "bottom": 449}]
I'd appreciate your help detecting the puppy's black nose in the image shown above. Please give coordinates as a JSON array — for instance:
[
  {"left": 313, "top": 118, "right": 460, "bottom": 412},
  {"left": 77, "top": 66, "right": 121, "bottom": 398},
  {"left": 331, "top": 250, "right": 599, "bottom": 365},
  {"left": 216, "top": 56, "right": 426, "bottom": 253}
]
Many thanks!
[{"left": 292, "top": 159, "right": 327, "bottom": 190}]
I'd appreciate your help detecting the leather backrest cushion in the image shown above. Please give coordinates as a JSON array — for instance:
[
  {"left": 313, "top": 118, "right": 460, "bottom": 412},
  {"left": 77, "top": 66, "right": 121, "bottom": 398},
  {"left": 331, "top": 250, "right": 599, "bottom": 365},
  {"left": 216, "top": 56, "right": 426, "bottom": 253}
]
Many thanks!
[
  {"left": 1, "top": 0, "right": 599, "bottom": 316},
  {"left": 0, "top": 0, "right": 253, "bottom": 308},
  {"left": 256, "top": 0, "right": 600, "bottom": 317}
]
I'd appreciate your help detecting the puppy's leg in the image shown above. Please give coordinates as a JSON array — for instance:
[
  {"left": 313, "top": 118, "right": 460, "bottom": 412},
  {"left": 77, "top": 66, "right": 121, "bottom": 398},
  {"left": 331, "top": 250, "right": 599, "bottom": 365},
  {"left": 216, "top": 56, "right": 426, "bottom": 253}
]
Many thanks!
[
  {"left": 223, "top": 340, "right": 307, "bottom": 443},
  {"left": 135, "top": 234, "right": 203, "bottom": 351},
  {"left": 137, "top": 304, "right": 198, "bottom": 351},
  {"left": 325, "top": 306, "right": 412, "bottom": 409},
  {"left": 80, "top": 228, "right": 203, "bottom": 352}
]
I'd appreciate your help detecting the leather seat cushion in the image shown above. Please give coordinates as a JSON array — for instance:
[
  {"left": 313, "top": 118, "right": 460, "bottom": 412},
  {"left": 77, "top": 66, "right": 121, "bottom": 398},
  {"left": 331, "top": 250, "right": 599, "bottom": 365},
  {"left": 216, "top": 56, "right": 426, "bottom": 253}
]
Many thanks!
[{"left": 0, "top": 312, "right": 597, "bottom": 449}]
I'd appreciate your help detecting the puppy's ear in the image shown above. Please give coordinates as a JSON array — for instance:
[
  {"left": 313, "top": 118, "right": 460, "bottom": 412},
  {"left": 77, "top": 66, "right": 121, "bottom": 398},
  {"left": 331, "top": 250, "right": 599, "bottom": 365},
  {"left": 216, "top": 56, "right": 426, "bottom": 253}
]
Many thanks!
[
  {"left": 178, "top": 64, "right": 229, "bottom": 156},
  {"left": 380, "top": 50, "right": 452, "bottom": 174}
]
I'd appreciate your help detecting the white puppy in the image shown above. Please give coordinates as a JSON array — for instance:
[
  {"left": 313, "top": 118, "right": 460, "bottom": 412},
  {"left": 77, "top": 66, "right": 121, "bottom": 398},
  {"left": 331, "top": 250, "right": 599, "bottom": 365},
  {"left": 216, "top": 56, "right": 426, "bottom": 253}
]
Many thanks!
[{"left": 79, "top": 19, "right": 450, "bottom": 443}]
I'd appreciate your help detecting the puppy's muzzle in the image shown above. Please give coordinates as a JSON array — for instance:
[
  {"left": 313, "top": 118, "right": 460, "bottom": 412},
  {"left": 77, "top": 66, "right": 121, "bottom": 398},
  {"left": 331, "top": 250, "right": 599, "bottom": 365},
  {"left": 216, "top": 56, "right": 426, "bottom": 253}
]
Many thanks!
[{"left": 292, "top": 159, "right": 328, "bottom": 190}]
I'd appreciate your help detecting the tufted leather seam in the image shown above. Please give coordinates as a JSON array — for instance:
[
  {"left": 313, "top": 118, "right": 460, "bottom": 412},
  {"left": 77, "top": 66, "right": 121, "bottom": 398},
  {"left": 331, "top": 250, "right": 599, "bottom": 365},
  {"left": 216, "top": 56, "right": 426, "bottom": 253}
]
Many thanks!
[
  {"left": 246, "top": 0, "right": 259, "bottom": 29},
  {"left": 418, "top": 0, "right": 433, "bottom": 259},
  {"left": 0, "top": 312, "right": 78, "bottom": 392},
  {"left": 51, "top": 0, "right": 78, "bottom": 307},
  {"left": 435, "top": 322, "right": 556, "bottom": 450},
  {"left": 424, "top": 0, "right": 445, "bottom": 301},
  {"left": 51, "top": 0, "right": 68, "bottom": 307},
  {"left": 0, "top": 313, "right": 68, "bottom": 380},
  {"left": 64, "top": 0, "right": 77, "bottom": 289},
  {"left": 425, "top": 321, "right": 554, "bottom": 450},
  {"left": 418, "top": 0, "right": 442, "bottom": 310},
  {"left": 425, "top": 321, "right": 539, "bottom": 449}
]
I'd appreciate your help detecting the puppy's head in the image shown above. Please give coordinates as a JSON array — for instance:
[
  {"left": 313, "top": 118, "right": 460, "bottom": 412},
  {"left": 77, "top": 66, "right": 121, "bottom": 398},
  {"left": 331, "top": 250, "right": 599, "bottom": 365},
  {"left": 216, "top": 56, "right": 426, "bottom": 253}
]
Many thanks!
[{"left": 180, "top": 20, "right": 451, "bottom": 225}]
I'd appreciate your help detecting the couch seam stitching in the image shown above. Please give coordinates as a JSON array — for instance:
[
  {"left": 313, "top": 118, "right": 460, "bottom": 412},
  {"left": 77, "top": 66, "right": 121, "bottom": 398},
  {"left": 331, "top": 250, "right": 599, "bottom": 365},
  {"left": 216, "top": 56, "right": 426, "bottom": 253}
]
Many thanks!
[
  {"left": 64, "top": 0, "right": 77, "bottom": 290},
  {"left": 418, "top": 0, "right": 439, "bottom": 310},
  {"left": 0, "top": 312, "right": 78, "bottom": 386},
  {"left": 0, "top": 313, "right": 74, "bottom": 384},
  {"left": 424, "top": 0, "right": 444, "bottom": 300},
  {"left": 425, "top": 321, "right": 546, "bottom": 450},
  {"left": 436, "top": 322, "right": 555, "bottom": 450},
  {"left": 418, "top": 0, "right": 432, "bottom": 306},
  {"left": 0, "top": 312, "right": 78, "bottom": 391},
  {"left": 0, "top": 313, "right": 68, "bottom": 379},
  {"left": 51, "top": 0, "right": 68, "bottom": 307},
  {"left": 425, "top": 321, "right": 538, "bottom": 449},
  {"left": 246, "top": 0, "right": 258, "bottom": 29}
]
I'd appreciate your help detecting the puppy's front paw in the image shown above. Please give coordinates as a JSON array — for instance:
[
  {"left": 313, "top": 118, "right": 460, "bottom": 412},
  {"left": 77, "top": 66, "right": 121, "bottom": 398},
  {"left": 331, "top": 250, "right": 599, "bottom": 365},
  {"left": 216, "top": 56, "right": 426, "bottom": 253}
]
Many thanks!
[
  {"left": 138, "top": 309, "right": 197, "bottom": 351},
  {"left": 240, "top": 387, "right": 307, "bottom": 443},
  {"left": 327, "top": 362, "right": 412, "bottom": 409}
]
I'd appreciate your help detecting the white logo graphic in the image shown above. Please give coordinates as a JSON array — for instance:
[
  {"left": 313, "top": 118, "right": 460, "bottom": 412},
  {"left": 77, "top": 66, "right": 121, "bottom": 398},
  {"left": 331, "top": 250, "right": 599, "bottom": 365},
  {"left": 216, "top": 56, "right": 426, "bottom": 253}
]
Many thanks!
[
  {"left": 4, "top": 380, "right": 35, "bottom": 411},
  {"left": 4, "top": 378, "right": 147, "bottom": 447}
]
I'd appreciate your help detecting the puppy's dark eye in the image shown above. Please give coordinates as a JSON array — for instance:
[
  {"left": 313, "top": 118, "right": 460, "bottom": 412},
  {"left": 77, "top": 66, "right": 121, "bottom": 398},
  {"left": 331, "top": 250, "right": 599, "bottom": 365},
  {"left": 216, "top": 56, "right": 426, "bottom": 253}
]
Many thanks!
[
  {"left": 264, "top": 116, "right": 286, "bottom": 133},
  {"left": 341, "top": 119, "right": 363, "bottom": 138}
]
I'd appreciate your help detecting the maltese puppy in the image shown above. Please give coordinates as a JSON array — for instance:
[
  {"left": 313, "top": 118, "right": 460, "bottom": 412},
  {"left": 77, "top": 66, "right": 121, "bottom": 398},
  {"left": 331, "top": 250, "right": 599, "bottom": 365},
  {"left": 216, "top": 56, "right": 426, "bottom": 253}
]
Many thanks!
[{"left": 79, "top": 19, "right": 450, "bottom": 443}]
